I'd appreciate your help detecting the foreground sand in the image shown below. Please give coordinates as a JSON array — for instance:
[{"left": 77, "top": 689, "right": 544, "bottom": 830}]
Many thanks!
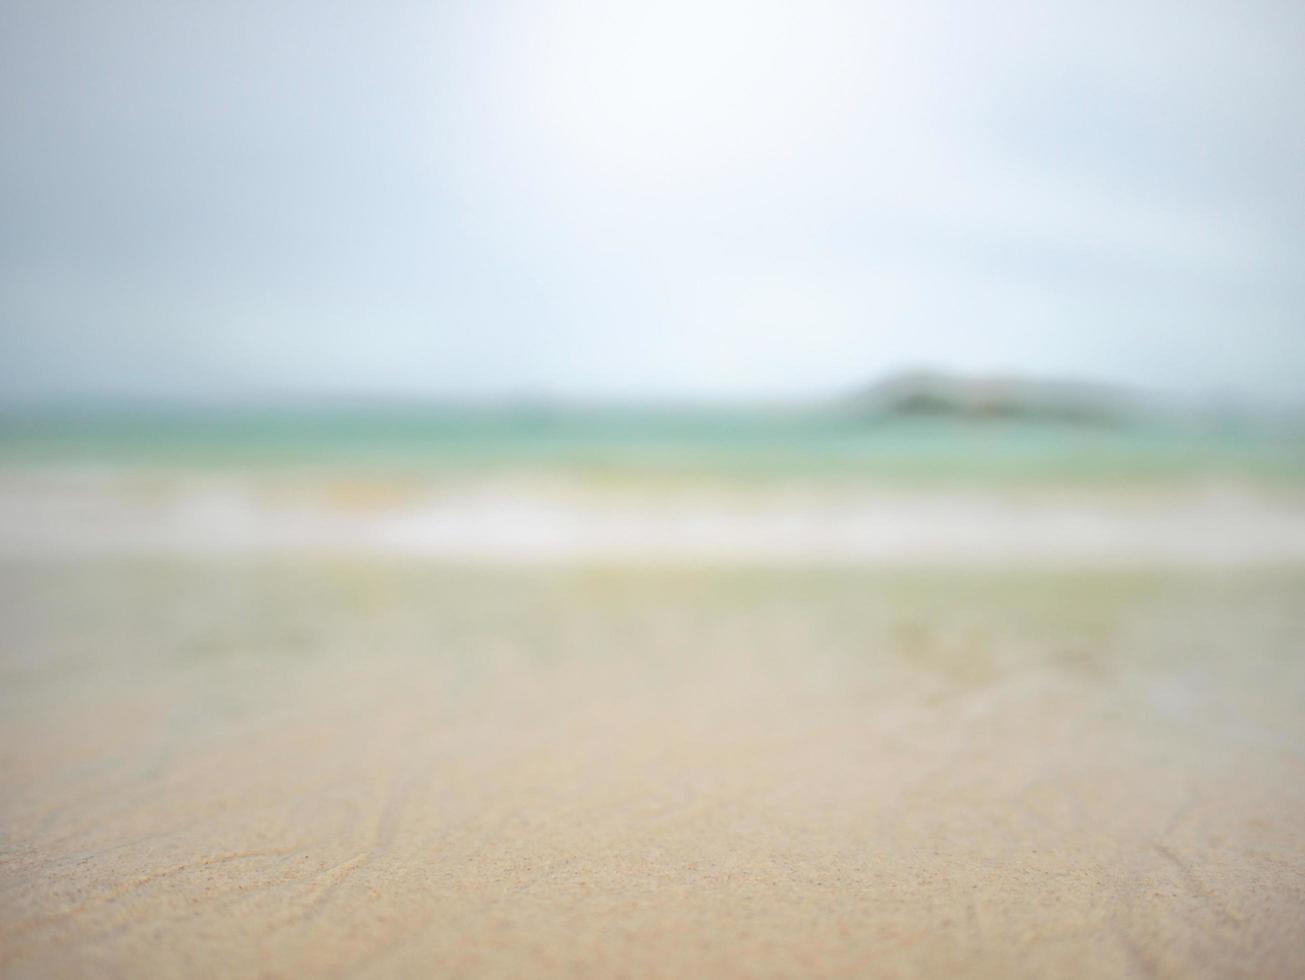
[{"left": 3, "top": 562, "right": 1305, "bottom": 977}]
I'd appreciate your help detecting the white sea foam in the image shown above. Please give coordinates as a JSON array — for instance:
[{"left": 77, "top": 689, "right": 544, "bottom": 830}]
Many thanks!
[{"left": 3, "top": 467, "right": 1304, "bottom": 565}]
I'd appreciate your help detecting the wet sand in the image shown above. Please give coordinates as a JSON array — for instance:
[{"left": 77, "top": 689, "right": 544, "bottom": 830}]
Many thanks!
[{"left": 3, "top": 562, "right": 1304, "bottom": 977}]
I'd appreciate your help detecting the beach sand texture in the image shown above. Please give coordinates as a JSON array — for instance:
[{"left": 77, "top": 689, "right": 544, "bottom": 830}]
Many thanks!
[{"left": 3, "top": 562, "right": 1304, "bottom": 978}]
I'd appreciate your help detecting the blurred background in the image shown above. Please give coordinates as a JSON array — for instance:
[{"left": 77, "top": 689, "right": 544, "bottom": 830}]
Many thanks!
[
  {"left": 1, "top": 0, "right": 1304, "bottom": 559},
  {"left": 1, "top": 0, "right": 1303, "bottom": 556}
]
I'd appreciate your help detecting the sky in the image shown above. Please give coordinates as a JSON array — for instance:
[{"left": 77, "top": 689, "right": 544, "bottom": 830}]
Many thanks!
[{"left": 2, "top": 0, "right": 1303, "bottom": 406}]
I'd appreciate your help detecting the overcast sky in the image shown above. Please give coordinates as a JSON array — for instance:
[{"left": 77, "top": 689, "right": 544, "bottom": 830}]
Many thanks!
[{"left": 2, "top": 0, "right": 1303, "bottom": 405}]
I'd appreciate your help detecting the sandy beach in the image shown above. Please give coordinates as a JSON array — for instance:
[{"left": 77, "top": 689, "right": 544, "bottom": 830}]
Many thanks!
[
  {"left": 3, "top": 554, "right": 1305, "bottom": 978},
  {"left": 7, "top": 0, "right": 1305, "bottom": 970}
]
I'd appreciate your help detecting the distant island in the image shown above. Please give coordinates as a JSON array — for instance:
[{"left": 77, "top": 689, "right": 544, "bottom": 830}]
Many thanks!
[{"left": 842, "top": 370, "right": 1140, "bottom": 426}]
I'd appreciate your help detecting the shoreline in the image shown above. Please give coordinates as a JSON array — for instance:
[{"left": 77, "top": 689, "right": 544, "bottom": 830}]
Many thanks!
[{"left": 2, "top": 467, "right": 1304, "bottom": 565}]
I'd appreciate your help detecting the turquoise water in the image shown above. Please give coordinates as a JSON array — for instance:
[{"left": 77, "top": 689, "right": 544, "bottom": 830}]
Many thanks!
[{"left": 1, "top": 406, "right": 1302, "bottom": 484}]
